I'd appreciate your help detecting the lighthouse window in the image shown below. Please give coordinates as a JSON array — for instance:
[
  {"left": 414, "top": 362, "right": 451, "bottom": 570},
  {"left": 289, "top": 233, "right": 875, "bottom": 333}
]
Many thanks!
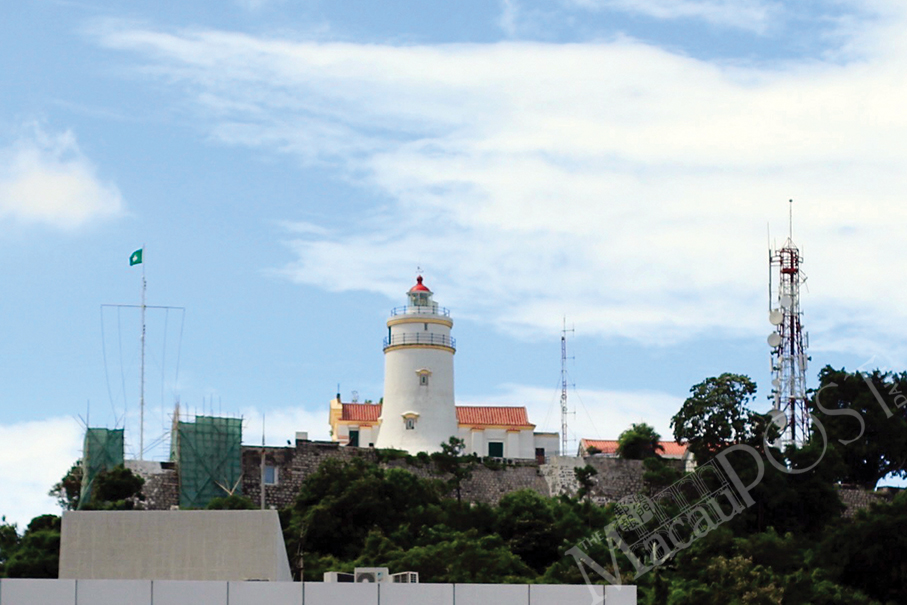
[
  {"left": 405, "top": 418, "right": 416, "bottom": 430},
  {"left": 420, "top": 374, "right": 429, "bottom": 386},
  {"left": 424, "top": 323, "right": 428, "bottom": 331}
]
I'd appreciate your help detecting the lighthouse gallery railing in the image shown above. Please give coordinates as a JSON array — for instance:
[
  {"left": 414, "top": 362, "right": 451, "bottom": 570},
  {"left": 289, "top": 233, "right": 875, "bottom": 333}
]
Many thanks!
[{"left": 383, "top": 333, "right": 456, "bottom": 350}]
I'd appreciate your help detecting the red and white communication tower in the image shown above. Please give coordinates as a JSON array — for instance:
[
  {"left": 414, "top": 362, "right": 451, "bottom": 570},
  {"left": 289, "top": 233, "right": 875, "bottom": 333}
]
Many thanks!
[{"left": 768, "top": 200, "right": 810, "bottom": 446}]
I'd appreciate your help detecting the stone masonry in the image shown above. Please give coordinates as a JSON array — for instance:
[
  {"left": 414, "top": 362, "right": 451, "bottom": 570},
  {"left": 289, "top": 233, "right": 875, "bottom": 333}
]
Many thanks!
[{"left": 132, "top": 440, "right": 896, "bottom": 520}]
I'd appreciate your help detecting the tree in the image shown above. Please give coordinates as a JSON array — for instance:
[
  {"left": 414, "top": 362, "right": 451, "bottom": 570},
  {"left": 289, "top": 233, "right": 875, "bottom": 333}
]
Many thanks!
[
  {"left": 355, "top": 527, "right": 534, "bottom": 583},
  {"left": 83, "top": 466, "right": 145, "bottom": 510},
  {"left": 0, "top": 517, "right": 20, "bottom": 577},
  {"left": 3, "top": 515, "right": 60, "bottom": 579},
  {"left": 432, "top": 436, "right": 477, "bottom": 505},
  {"left": 494, "top": 490, "right": 562, "bottom": 573},
  {"left": 574, "top": 465, "right": 598, "bottom": 501},
  {"left": 48, "top": 464, "right": 82, "bottom": 510},
  {"left": 671, "top": 373, "right": 762, "bottom": 463},
  {"left": 814, "top": 366, "right": 907, "bottom": 489},
  {"left": 285, "top": 457, "right": 447, "bottom": 570},
  {"left": 817, "top": 491, "right": 907, "bottom": 603},
  {"left": 641, "top": 457, "right": 682, "bottom": 489},
  {"left": 617, "top": 423, "right": 664, "bottom": 460}
]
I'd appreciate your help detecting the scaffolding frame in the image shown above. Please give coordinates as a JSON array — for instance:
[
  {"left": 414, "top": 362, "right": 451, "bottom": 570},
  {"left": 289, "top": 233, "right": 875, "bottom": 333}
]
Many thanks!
[
  {"left": 175, "top": 415, "right": 243, "bottom": 508},
  {"left": 79, "top": 428, "right": 125, "bottom": 508}
]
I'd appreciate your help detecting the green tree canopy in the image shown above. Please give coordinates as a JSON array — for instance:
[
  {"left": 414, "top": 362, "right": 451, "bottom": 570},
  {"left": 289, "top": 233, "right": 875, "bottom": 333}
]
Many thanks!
[
  {"left": 2, "top": 515, "right": 60, "bottom": 579},
  {"left": 431, "top": 436, "right": 477, "bottom": 504},
  {"left": 617, "top": 423, "right": 664, "bottom": 460},
  {"left": 0, "top": 517, "right": 20, "bottom": 577},
  {"left": 814, "top": 366, "right": 907, "bottom": 489},
  {"left": 573, "top": 465, "right": 598, "bottom": 501},
  {"left": 81, "top": 465, "right": 145, "bottom": 510},
  {"left": 818, "top": 491, "right": 907, "bottom": 603},
  {"left": 48, "top": 464, "right": 82, "bottom": 510},
  {"left": 671, "top": 373, "right": 763, "bottom": 463}
]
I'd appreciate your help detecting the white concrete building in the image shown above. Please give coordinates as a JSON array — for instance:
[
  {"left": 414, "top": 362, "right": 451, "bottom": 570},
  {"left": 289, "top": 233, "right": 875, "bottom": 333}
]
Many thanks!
[
  {"left": 329, "top": 276, "right": 560, "bottom": 459},
  {"left": 59, "top": 510, "right": 291, "bottom": 582}
]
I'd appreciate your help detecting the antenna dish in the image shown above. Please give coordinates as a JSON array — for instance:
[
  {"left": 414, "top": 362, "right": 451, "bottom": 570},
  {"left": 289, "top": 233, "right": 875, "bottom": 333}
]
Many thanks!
[
  {"left": 772, "top": 378, "right": 781, "bottom": 388},
  {"left": 767, "top": 333, "right": 782, "bottom": 347},
  {"left": 779, "top": 295, "right": 792, "bottom": 309},
  {"left": 769, "top": 310, "right": 783, "bottom": 325},
  {"left": 768, "top": 407, "right": 787, "bottom": 429}
]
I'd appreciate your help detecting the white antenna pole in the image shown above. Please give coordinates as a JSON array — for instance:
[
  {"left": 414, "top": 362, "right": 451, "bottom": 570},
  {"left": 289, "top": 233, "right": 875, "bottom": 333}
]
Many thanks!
[
  {"left": 260, "top": 414, "right": 266, "bottom": 510},
  {"left": 139, "top": 244, "right": 146, "bottom": 461},
  {"left": 789, "top": 198, "right": 793, "bottom": 241}
]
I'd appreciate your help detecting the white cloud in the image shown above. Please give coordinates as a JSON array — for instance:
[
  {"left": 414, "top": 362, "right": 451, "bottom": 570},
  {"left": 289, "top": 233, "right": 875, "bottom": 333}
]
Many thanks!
[
  {"left": 564, "top": 0, "right": 779, "bottom": 32},
  {"left": 239, "top": 405, "right": 331, "bottom": 445},
  {"left": 94, "top": 4, "right": 907, "bottom": 360},
  {"left": 0, "top": 417, "right": 82, "bottom": 529},
  {"left": 0, "top": 125, "right": 124, "bottom": 229},
  {"left": 459, "top": 383, "right": 684, "bottom": 446}
]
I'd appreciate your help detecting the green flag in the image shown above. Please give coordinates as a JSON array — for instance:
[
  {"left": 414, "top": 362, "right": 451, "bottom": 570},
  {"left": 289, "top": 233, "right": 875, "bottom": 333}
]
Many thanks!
[{"left": 129, "top": 248, "right": 143, "bottom": 266}]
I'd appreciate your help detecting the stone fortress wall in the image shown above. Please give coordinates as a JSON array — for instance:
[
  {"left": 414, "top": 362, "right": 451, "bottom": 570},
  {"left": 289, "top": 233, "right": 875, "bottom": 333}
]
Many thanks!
[{"left": 135, "top": 439, "right": 892, "bottom": 517}]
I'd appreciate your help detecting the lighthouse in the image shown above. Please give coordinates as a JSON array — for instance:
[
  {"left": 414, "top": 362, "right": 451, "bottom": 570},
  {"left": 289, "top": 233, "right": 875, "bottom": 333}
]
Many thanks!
[{"left": 374, "top": 276, "right": 459, "bottom": 453}]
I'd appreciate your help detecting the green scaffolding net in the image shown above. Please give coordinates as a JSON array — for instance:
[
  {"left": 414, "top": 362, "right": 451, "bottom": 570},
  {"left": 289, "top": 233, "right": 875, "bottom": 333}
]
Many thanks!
[
  {"left": 79, "top": 428, "right": 125, "bottom": 508},
  {"left": 175, "top": 416, "right": 243, "bottom": 508}
]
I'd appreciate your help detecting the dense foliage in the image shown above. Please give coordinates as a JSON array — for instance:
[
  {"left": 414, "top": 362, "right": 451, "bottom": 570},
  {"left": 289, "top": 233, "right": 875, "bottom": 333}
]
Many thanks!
[
  {"left": 281, "top": 456, "right": 615, "bottom": 583},
  {"left": 617, "top": 423, "right": 664, "bottom": 460}
]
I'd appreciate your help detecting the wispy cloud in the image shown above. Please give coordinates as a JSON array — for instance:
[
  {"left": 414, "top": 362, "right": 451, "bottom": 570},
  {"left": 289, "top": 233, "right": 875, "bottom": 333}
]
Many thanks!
[
  {"left": 0, "top": 417, "right": 82, "bottom": 528},
  {"left": 500, "top": 0, "right": 521, "bottom": 37},
  {"left": 92, "top": 3, "right": 907, "bottom": 360},
  {"left": 234, "top": 0, "right": 283, "bottom": 11},
  {"left": 0, "top": 124, "right": 124, "bottom": 230},
  {"left": 564, "top": 0, "right": 780, "bottom": 32}
]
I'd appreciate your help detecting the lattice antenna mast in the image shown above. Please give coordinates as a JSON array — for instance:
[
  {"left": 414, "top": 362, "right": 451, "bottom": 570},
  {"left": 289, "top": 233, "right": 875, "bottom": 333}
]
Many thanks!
[
  {"left": 560, "top": 318, "right": 574, "bottom": 455},
  {"left": 768, "top": 200, "right": 810, "bottom": 446}
]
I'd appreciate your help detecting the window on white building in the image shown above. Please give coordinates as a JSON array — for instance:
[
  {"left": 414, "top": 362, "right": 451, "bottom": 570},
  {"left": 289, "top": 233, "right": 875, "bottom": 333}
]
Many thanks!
[
  {"left": 420, "top": 374, "right": 429, "bottom": 386},
  {"left": 405, "top": 418, "right": 416, "bottom": 430}
]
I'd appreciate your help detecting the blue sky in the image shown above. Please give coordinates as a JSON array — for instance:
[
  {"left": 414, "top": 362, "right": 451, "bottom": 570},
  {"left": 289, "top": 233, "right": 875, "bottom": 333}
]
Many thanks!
[{"left": 2, "top": 0, "right": 906, "bottom": 526}]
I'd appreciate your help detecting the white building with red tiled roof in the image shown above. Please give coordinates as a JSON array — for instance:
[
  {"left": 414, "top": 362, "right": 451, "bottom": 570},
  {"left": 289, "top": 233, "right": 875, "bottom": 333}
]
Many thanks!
[
  {"left": 330, "top": 400, "right": 559, "bottom": 459},
  {"left": 578, "top": 438, "right": 696, "bottom": 471},
  {"left": 328, "top": 276, "right": 559, "bottom": 460}
]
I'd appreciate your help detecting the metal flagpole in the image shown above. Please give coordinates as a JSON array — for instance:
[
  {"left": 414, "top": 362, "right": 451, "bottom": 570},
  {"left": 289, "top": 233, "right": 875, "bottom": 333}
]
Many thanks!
[{"left": 140, "top": 244, "right": 146, "bottom": 461}]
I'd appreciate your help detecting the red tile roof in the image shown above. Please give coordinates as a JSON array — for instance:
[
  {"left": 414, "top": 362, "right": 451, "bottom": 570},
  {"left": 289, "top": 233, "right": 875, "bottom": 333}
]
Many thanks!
[
  {"left": 456, "top": 406, "right": 533, "bottom": 428},
  {"left": 580, "top": 438, "right": 688, "bottom": 458},
  {"left": 339, "top": 403, "right": 535, "bottom": 428},
  {"left": 341, "top": 403, "right": 382, "bottom": 422}
]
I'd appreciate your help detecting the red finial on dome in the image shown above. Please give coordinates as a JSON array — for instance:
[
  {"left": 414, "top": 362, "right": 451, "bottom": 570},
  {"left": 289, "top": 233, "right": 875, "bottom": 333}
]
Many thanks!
[{"left": 410, "top": 275, "right": 431, "bottom": 292}]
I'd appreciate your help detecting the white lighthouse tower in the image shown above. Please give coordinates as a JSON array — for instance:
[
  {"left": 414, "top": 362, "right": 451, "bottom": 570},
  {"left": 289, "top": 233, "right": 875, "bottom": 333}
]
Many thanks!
[{"left": 375, "top": 276, "right": 458, "bottom": 453}]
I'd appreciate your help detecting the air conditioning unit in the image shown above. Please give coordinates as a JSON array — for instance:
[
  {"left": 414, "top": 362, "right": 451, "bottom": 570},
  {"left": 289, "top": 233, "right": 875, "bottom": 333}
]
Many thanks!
[
  {"left": 354, "top": 567, "right": 389, "bottom": 583},
  {"left": 323, "top": 572, "right": 354, "bottom": 583},
  {"left": 391, "top": 571, "right": 419, "bottom": 583}
]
